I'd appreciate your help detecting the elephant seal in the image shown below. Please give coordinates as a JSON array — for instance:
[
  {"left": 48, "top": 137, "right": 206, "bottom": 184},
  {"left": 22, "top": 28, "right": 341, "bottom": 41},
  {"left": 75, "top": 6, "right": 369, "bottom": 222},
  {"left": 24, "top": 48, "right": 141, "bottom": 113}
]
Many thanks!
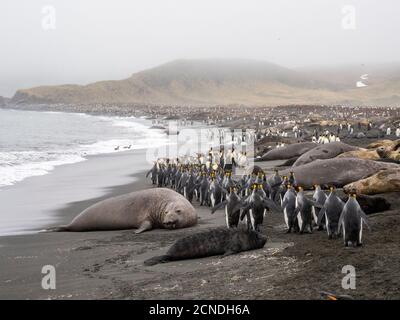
[
  {"left": 256, "top": 142, "right": 317, "bottom": 161},
  {"left": 344, "top": 168, "right": 400, "bottom": 195},
  {"left": 367, "top": 139, "right": 400, "bottom": 150},
  {"left": 144, "top": 227, "right": 267, "bottom": 266},
  {"left": 376, "top": 147, "right": 400, "bottom": 162},
  {"left": 293, "top": 142, "right": 359, "bottom": 167},
  {"left": 46, "top": 188, "right": 197, "bottom": 233},
  {"left": 277, "top": 158, "right": 397, "bottom": 189},
  {"left": 336, "top": 149, "right": 380, "bottom": 161}
]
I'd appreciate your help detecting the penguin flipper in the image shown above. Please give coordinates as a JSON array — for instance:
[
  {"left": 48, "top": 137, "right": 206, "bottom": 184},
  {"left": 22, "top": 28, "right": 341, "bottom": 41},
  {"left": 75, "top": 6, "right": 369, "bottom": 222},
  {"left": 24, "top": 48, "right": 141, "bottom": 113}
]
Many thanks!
[
  {"left": 317, "top": 206, "right": 326, "bottom": 225},
  {"left": 144, "top": 255, "right": 170, "bottom": 266},
  {"left": 359, "top": 209, "right": 371, "bottom": 230},
  {"left": 308, "top": 198, "right": 324, "bottom": 208},
  {"left": 241, "top": 203, "right": 253, "bottom": 211},
  {"left": 211, "top": 200, "right": 227, "bottom": 214},
  {"left": 42, "top": 225, "right": 69, "bottom": 232},
  {"left": 262, "top": 198, "right": 282, "bottom": 213},
  {"left": 338, "top": 211, "right": 346, "bottom": 234}
]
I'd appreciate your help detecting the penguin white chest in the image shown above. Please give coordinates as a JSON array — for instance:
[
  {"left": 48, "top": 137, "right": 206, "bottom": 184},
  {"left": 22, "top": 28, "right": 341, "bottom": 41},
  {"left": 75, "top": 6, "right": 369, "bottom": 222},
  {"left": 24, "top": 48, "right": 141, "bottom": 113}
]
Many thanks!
[
  {"left": 283, "top": 207, "right": 289, "bottom": 228},
  {"left": 311, "top": 206, "right": 318, "bottom": 224},
  {"left": 325, "top": 213, "right": 330, "bottom": 235},
  {"left": 225, "top": 205, "right": 229, "bottom": 228},
  {"left": 297, "top": 211, "right": 303, "bottom": 229},
  {"left": 249, "top": 209, "right": 255, "bottom": 230},
  {"left": 211, "top": 193, "right": 215, "bottom": 207}
]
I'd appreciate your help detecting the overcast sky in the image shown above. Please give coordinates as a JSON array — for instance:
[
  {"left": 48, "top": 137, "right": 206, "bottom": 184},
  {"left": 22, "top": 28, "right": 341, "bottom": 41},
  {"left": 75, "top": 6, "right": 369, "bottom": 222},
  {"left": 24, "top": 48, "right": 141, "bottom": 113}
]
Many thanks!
[{"left": 0, "top": 0, "right": 399, "bottom": 96}]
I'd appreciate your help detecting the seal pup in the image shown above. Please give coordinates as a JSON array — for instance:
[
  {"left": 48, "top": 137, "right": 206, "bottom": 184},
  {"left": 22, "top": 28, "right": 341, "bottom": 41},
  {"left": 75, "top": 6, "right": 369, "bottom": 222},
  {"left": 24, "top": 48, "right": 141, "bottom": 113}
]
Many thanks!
[
  {"left": 144, "top": 227, "right": 267, "bottom": 266},
  {"left": 338, "top": 194, "right": 371, "bottom": 247},
  {"left": 317, "top": 187, "right": 345, "bottom": 239},
  {"left": 46, "top": 188, "right": 197, "bottom": 234}
]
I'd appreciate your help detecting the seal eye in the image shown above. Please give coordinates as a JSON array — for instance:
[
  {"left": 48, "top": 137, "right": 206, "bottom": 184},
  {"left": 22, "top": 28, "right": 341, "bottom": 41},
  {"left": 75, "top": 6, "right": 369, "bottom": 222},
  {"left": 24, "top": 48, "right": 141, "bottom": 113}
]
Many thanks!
[{"left": 176, "top": 209, "right": 181, "bottom": 213}]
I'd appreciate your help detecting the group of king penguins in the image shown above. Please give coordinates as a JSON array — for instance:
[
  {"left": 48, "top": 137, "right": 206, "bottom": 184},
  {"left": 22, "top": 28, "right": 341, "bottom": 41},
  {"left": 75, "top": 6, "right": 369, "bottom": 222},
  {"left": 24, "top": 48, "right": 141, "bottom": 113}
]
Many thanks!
[{"left": 146, "top": 159, "right": 370, "bottom": 248}]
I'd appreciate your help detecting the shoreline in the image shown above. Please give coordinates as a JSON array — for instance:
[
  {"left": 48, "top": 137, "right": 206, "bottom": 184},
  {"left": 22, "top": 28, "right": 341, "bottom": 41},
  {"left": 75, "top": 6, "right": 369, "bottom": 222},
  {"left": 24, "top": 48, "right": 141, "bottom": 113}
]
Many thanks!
[
  {"left": 0, "top": 148, "right": 151, "bottom": 237},
  {"left": 1, "top": 106, "right": 400, "bottom": 299}
]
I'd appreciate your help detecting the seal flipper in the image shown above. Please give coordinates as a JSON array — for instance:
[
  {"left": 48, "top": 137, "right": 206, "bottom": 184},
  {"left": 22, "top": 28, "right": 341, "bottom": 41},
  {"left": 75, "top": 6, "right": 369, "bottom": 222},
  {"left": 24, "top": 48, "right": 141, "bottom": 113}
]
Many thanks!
[
  {"left": 42, "top": 225, "right": 69, "bottom": 232},
  {"left": 144, "top": 255, "right": 170, "bottom": 266},
  {"left": 134, "top": 220, "right": 153, "bottom": 234}
]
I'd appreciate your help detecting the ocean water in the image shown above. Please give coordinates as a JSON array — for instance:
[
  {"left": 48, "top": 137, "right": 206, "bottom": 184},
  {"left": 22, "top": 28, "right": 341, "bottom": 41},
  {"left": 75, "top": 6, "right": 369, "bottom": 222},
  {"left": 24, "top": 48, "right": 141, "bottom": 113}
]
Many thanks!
[{"left": 0, "top": 108, "right": 168, "bottom": 190}]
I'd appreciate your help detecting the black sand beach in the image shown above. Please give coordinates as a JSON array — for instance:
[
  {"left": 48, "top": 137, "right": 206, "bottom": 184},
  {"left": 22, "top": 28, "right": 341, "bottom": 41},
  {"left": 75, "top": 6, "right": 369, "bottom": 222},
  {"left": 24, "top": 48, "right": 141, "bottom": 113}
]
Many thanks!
[{"left": 1, "top": 146, "right": 400, "bottom": 300}]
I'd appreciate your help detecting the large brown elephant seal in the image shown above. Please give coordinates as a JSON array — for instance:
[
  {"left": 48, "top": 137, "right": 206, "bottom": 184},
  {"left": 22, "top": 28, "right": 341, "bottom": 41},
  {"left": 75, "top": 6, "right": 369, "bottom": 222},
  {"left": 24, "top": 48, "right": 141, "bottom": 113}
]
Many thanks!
[
  {"left": 275, "top": 158, "right": 397, "bottom": 189},
  {"left": 366, "top": 139, "right": 400, "bottom": 150},
  {"left": 293, "top": 142, "right": 358, "bottom": 167},
  {"left": 344, "top": 168, "right": 400, "bottom": 195},
  {"left": 47, "top": 188, "right": 197, "bottom": 233},
  {"left": 257, "top": 142, "right": 317, "bottom": 161},
  {"left": 376, "top": 147, "right": 400, "bottom": 162},
  {"left": 336, "top": 149, "right": 380, "bottom": 161}
]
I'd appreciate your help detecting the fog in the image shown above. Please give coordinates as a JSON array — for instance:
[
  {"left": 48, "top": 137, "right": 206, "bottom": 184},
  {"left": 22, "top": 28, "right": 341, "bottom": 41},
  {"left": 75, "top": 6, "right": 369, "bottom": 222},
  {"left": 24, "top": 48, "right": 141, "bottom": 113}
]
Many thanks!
[{"left": 0, "top": 0, "right": 399, "bottom": 96}]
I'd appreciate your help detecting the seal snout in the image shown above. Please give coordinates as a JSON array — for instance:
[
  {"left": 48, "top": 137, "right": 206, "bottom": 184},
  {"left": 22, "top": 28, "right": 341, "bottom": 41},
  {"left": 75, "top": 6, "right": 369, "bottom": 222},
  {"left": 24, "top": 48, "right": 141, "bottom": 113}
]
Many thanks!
[{"left": 163, "top": 220, "right": 177, "bottom": 229}]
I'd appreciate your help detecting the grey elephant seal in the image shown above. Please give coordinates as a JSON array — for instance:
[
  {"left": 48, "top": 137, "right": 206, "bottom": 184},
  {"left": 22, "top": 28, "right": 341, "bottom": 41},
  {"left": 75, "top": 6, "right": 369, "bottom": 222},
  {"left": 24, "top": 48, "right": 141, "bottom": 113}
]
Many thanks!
[
  {"left": 144, "top": 227, "right": 267, "bottom": 266},
  {"left": 278, "top": 158, "right": 397, "bottom": 189},
  {"left": 257, "top": 142, "right": 317, "bottom": 161},
  {"left": 293, "top": 142, "right": 358, "bottom": 167},
  {"left": 46, "top": 188, "right": 197, "bottom": 233}
]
